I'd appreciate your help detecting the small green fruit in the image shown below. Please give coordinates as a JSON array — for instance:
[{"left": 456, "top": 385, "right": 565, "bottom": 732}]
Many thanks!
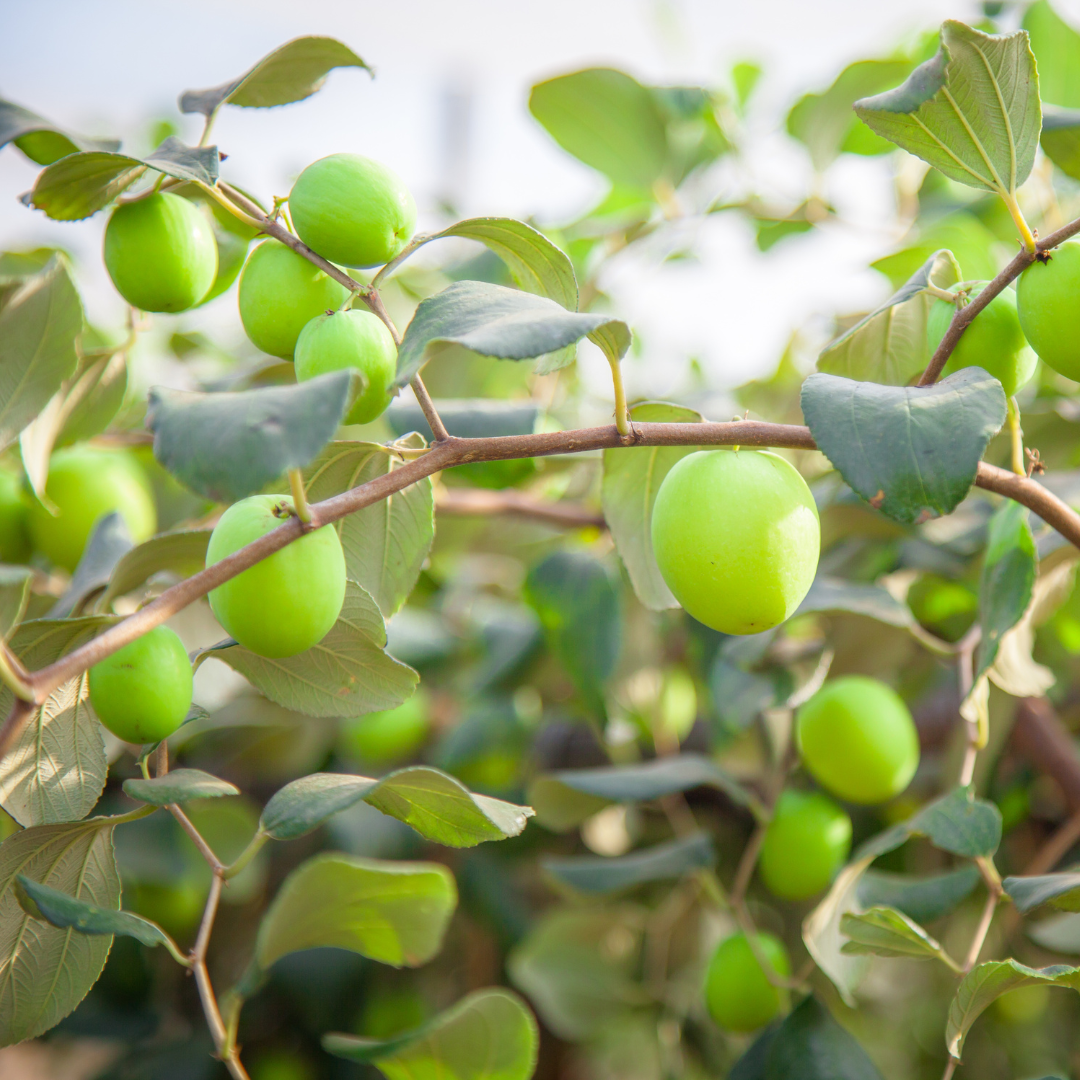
[
  {"left": 238, "top": 239, "right": 350, "bottom": 358},
  {"left": 0, "top": 468, "right": 31, "bottom": 564},
  {"left": 704, "top": 932, "right": 790, "bottom": 1032},
  {"left": 927, "top": 282, "right": 1034, "bottom": 397},
  {"left": 206, "top": 494, "right": 346, "bottom": 658},
  {"left": 759, "top": 789, "right": 852, "bottom": 900},
  {"left": 89, "top": 625, "right": 193, "bottom": 744},
  {"left": 27, "top": 445, "right": 156, "bottom": 571},
  {"left": 130, "top": 880, "right": 207, "bottom": 937},
  {"left": 1017, "top": 242, "right": 1080, "bottom": 381},
  {"left": 796, "top": 676, "right": 920, "bottom": 805},
  {"left": 103, "top": 192, "right": 218, "bottom": 313},
  {"left": 249, "top": 1051, "right": 316, "bottom": 1080},
  {"left": 339, "top": 691, "right": 430, "bottom": 765},
  {"left": 295, "top": 309, "right": 397, "bottom": 424},
  {"left": 356, "top": 988, "right": 430, "bottom": 1039},
  {"left": 651, "top": 449, "right": 819, "bottom": 634},
  {"left": 289, "top": 154, "right": 417, "bottom": 268}
]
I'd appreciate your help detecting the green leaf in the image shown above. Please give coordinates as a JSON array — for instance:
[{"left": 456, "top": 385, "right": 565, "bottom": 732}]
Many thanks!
[
  {"left": 840, "top": 906, "right": 957, "bottom": 967},
  {"left": 761, "top": 997, "right": 884, "bottom": 1080},
  {"left": 395, "top": 281, "right": 630, "bottom": 387},
  {"left": 1023, "top": 1, "right": 1080, "bottom": 107},
  {"left": 0, "top": 258, "right": 82, "bottom": 453},
  {"left": 857, "top": 865, "right": 981, "bottom": 923},
  {"left": 0, "top": 566, "right": 33, "bottom": 639},
  {"left": 601, "top": 402, "right": 703, "bottom": 610},
  {"left": 0, "top": 814, "right": 121, "bottom": 1044},
  {"left": 711, "top": 657, "right": 792, "bottom": 732},
  {"left": 100, "top": 528, "right": 212, "bottom": 609},
  {"left": 1040, "top": 106, "right": 1080, "bottom": 180},
  {"left": 210, "top": 580, "right": 417, "bottom": 718},
  {"left": 854, "top": 21, "right": 1041, "bottom": 196},
  {"left": 123, "top": 769, "right": 240, "bottom": 806},
  {"left": 47, "top": 513, "right": 133, "bottom": 619},
  {"left": 795, "top": 575, "right": 915, "bottom": 628},
  {"left": 386, "top": 399, "right": 538, "bottom": 441},
  {"left": 817, "top": 250, "right": 961, "bottom": 385},
  {"left": 529, "top": 68, "right": 668, "bottom": 190},
  {"left": 871, "top": 212, "right": 1000, "bottom": 288},
  {"left": 255, "top": 852, "right": 456, "bottom": 969},
  {"left": 542, "top": 832, "right": 713, "bottom": 895},
  {"left": 304, "top": 442, "right": 433, "bottom": 618},
  {"left": 801, "top": 368, "right": 1007, "bottom": 524},
  {"left": 946, "top": 959, "right": 1080, "bottom": 1059},
  {"left": 146, "top": 370, "right": 353, "bottom": 502},
  {"left": 1002, "top": 871, "right": 1080, "bottom": 913},
  {"left": 0, "top": 98, "right": 119, "bottom": 163},
  {"left": 179, "top": 36, "right": 370, "bottom": 118},
  {"left": 325, "top": 987, "right": 538, "bottom": 1080},
  {"left": 27, "top": 138, "right": 220, "bottom": 221}
]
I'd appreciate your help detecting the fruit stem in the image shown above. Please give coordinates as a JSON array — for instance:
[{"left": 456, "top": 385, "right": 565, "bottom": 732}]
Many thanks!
[
  {"left": 197, "top": 111, "right": 217, "bottom": 149},
  {"left": 223, "top": 831, "right": 269, "bottom": 880},
  {"left": 1001, "top": 189, "right": 1037, "bottom": 255},
  {"left": 607, "top": 356, "right": 630, "bottom": 437},
  {"left": 925, "top": 283, "right": 960, "bottom": 303},
  {"left": 1006, "top": 397, "right": 1025, "bottom": 476},
  {"left": 194, "top": 180, "right": 265, "bottom": 233},
  {"left": 288, "top": 469, "right": 313, "bottom": 525}
]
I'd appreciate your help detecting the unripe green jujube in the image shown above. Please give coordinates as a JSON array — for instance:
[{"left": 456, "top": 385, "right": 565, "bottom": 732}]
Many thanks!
[
  {"left": 0, "top": 468, "right": 31, "bottom": 564},
  {"left": 759, "top": 789, "right": 852, "bottom": 900},
  {"left": 704, "top": 932, "right": 790, "bottom": 1032},
  {"left": 1017, "top": 242, "right": 1080, "bottom": 381},
  {"left": 339, "top": 691, "right": 430, "bottom": 766}
]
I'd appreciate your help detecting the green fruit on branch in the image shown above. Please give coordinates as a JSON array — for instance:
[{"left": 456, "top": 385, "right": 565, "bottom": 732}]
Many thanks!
[
  {"left": 704, "top": 932, "right": 790, "bottom": 1032},
  {"left": 796, "top": 676, "right": 920, "bottom": 805},
  {"left": 650, "top": 449, "right": 819, "bottom": 634},
  {"left": 339, "top": 691, "right": 431, "bottom": 765},
  {"left": 289, "top": 153, "right": 417, "bottom": 268},
  {"left": 206, "top": 494, "right": 346, "bottom": 658},
  {"left": 1017, "top": 242, "right": 1080, "bottom": 381},
  {"left": 238, "top": 239, "right": 350, "bottom": 359},
  {"left": 295, "top": 309, "right": 397, "bottom": 424},
  {"left": 0, "top": 467, "right": 31, "bottom": 564},
  {"left": 759, "top": 789, "right": 852, "bottom": 900},
  {"left": 27, "top": 445, "right": 156, "bottom": 571},
  {"left": 103, "top": 192, "right": 218, "bottom": 313},
  {"left": 927, "top": 282, "right": 1034, "bottom": 397},
  {"left": 88, "top": 624, "right": 193, "bottom": 744}
]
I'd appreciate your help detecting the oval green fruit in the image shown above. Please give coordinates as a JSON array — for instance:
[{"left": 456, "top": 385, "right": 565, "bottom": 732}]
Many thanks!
[
  {"left": 103, "top": 192, "right": 218, "bottom": 313},
  {"left": 651, "top": 449, "right": 819, "bottom": 634},
  {"left": 759, "top": 789, "right": 852, "bottom": 900},
  {"left": 289, "top": 154, "right": 417, "bottom": 268},
  {"left": 704, "top": 932, "right": 790, "bottom": 1032},
  {"left": 796, "top": 676, "right": 920, "bottom": 805},
  {"left": 1017, "top": 242, "right": 1080, "bottom": 381},
  {"left": 0, "top": 467, "right": 31, "bottom": 564},
  {"left": 130, "top": 880, "right": 207, "bottom": 938},
  {"left": 927, "top": 282, "right": 1034, "bottom": 397},
  {"left": 89, "top": 625, "right": 193, "bottom": 744},
  {"left": 339, "top": 691, "right": 430, "bottom": 766},
  {"left": 28, "top": 445, "right": 156, "bottom": 571},
  {"left": 206, "top": 494, "right": 346, "bottom": 658},
  {"left": 238, "top": 239, "right": 350, "bottom": 359},
  {"left": 295, "top": 309, "right": 397, "bottom": 423}
]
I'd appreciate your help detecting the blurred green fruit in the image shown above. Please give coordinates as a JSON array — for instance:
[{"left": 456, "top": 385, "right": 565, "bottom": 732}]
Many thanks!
[
  {"left": 1017, "top": 242, "right": 1080, "bottom": 381},
  {"left": 104, "top": 192, "right": 217, "bottom": 312},
  {"left": 248, "top": 1050, "right": 316, "bottom": 1080},
  {"left": 704, "top": 932, "right": 790, "bottom": 1032},
  {"left": 289, "top": 154, "right": 417, "bottom": 268},
  {"left": 993, "top": 983, "right": 1050, "bottom": 1024},
  {"left": 0, "top": 467, "right": 31, "bottom": 563},
  {"left": 759, "top": 789, "right": 852, "bottom": 900},
  {"left": 339, "top": 691, "right": 430, "bottom": 766},
  {"left": 651, "top": 449, "right": 819, "bottom": 634},
  {"left": 356, "top": 988, "right": 430, "bottom": 1038},
  {"left": 129, "top": 880, "right": 206, "bottom": 938},
  {"left": 907, "top": 574, "right": 977, "bottom": 642}
]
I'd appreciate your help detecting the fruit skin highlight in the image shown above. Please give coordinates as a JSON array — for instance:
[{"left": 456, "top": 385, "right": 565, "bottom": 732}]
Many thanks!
[
  {"left": 704, "top": 932, "right": 790, "bottom": 1032},
  {"left": 238, "top": 239, "right": 350, "bottom": 359},
  {"left": 104, "top": 192, "right": 218, "bottom": 313},
  {"left": 796, "top": 675, "right": 920, "bottom": 805},
  {"left": 650, "top": 449, "right": 819, "bottom": 635},
  {"left": 294, "top": 309, "right": 397, "bottom": 424},
  {"left": 289, "top": 154, "right": 417, "bottom": 269},
  {"left": 1017, "top": 242, "right": 1080, "bottom": 382},
  {"left": 88, "top": 625, "right": 193, "bottom": 744},
  {"left": 759, "top": 789, "right": 852, "bottom": 900},
  {"left": 206, "top": 494, "right": 346, "bottom": 658}
]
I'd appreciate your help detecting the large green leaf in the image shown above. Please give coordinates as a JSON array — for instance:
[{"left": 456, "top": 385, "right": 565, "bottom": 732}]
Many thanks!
[
  {"left": 255, "top": 853, "right": 456, "bottom": 969},
  {"left": 857, "top": 866, "right": 981, "bottom": 923},
  {"left": 0, "top": 814, "right": 121, "bottom": 1045},
  {"left": 1023, "top": 1, "right": 1080, "bottom": 107},
  {"left": 100, "top": 528, "right": 212, "bottom": 609},
  {"left": 0, "top": 98, "right": 118, "bottom": 163},
  {"left": 840, "top": 906, "right": 957, "bottom": 967},
  {"left": 385, "top": 400, "right": 538, "bottom": 442},
  {"left": 1002, "top": 870, "right": 1080, "bottom": 913},
  {"left": 47, "top": 513, "right": 133, "bottom": 619},
  {"left": 601, "top": 402, "right": 702, "bottom": 610},
  {"left": 147, "top": 371, "right": 353, "bottom": 502},
  {"left": 801, "top": 369, "right": 1006, "bottom": 524},
  {"left": 1040, "top": 106, "right": 1080, "bottom": 180},
  {"left": 123, "top": 769, "right": 239, "bottom": 806},
  {"left": 854, "top": 21, "right": 1041, "bottom": 196},
  {"left": 795, "top": 575, "right": 915, "bottom": 629}
]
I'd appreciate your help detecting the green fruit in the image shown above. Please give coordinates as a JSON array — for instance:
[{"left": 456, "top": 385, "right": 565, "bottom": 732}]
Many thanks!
[
  {"left": 14, "top": 130, "right": 78, "bottom": 166},
  {"left": 238, "top": 239, "right": 349, "bottom": 358},
  {"left": 759, "top": 789, "right": 852, "bottom": 900},
  {"left": 206, "top": 494, "right": 346, "bottom": 658},
  {"left": 0, "top": 468, "right": 31, "bottom": 564},
  {"left": 927, "top": 282, "right": 1034, "bottom": 397},
  {"left": 89, "top": 625, "right": 192, "bottom": 743},
  {"left": 28, "top": 445, "right": 156, "bottom": 571},
  {"left": 1017, "top": 242, "right": 1080, "bottom": 381},
  {"left": 907, "top": 574, "right": 977, "bottom": 643},
  {"left": 103, "top": 192, "right": 218, "bottom": 313},
  {"left": 356, "top": 988, "right": 430, "bottom": 1038},
  {"left": 340, "top": 691, "right": 430, "bottom": 765},
  {"left": 796, "top": 676, "right": 920, "bottom": 805},
  {"left": 289, "top": 154, "right": 417, "bottom": 268},
  {"left": 130, "top": 881, "right": 207, "bottom": 937},
  {"left": 651, "top": 449, "right": 819, "bottom": 635},
  {"left": 704, "top": 932, "right": 790, "bottom": 1032},
  {"left": 295, "top": 309, "right": 397, "bottom": 423}
]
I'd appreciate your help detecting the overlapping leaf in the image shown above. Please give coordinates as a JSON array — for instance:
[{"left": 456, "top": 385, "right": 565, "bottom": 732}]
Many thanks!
[
  {"left": 1003, "top": 870, "right": 1080, "bottom": 913},
  {"left": 841, "top": 906, "right": 958, "bottom": 967},
  {"left": 0, "top": 98, "right": 118, "bottom": 163},
  {"left": 542, "top": 832, "right": 713, "bottom": 894},
  {"left": 123, "top": 769, "right": 239, "bottom": 806},
  {"left": 100, "top": 529, "right": 212, "bottom": 609}
]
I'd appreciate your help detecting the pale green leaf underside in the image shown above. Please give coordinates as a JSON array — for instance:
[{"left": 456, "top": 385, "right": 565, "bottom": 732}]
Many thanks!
[{"left": 840, "top": 905, "right": 955, "bottom": 966}]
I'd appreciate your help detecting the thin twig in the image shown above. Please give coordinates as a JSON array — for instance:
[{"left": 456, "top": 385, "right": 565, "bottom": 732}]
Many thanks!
[
  {"left": 169, "top": 805, "right": 224, "bottom": 874},
  {"left": 961, "top": 885, "right": 999, "bottom": 973},
  {"left": 409, "top": 374, "right": 450, "bottom": 443},
  {"left": 956, "top": 626, "right": 982, "bottom": 788}
]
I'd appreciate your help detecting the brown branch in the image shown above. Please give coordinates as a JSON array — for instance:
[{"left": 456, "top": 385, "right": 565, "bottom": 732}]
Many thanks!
[
  {"left": 1010, "top": 696, "right": 1080, "bottom": 812},
  {"left": 436, "top": 487, "right": 606, "bottom": 529}
]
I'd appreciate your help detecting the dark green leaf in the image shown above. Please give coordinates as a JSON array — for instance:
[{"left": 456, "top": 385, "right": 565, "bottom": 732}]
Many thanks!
[
  {"left": 385, "top": 399, "right": 538, "bottom": 441},
  {"left": 857, "top": 865, "right": 981, "bottom": 923},
  {"left": 100, "top": 529, "right": 212, "bottom": 609},
  {"left": 711, "top": 654, "right": 792, "bottom": 731},
  {"left": 1003, "top": 871, "right": 1080, "bottom": 913},
  {"left": 840, "top": 906, "right": 956, "bottom": 965},
  {"left": 48, "top": 513, "right": 133, "bottom": 619},
  {"left": 764, "top": 997, "right": 884, "bottom": 1080},
  {"left": 123, "top": 769, "right": 239, "bottom": 806},
  {"left": 795, "top": 575, "right": 914, "bottom": 628},
  {"left": 1041, "top": 106, "right": 1080, "bottom": 180},
  {"left": 1023, "top": 1, "right": 1080, "bottom": 107},
  {"left": 729, "top": 1025, "right": 778, "bottom": 1080},
  {"left": 0, "top": 98, "right": 118, "bottom": 162},
  {"left": 542, "top": 832, "right": 713, "bottom": 894}
]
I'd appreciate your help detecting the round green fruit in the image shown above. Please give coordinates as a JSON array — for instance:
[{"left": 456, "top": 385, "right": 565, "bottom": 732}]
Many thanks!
[
  {"left": 28, "top": 445, "right": 156, "bottom": 571},
  {"left": 356, "top": 988, "right": 430, "bottom": 1039},
  {"left": 248, "top": 1051, "right": 316, "bottom": 1080},
  {"left": 704, "top": 932, "right": 790, "bottom": 1032},
  {"left": 289, "top": 154, "right": 417, "bottom": 268},
  {"left": 759, "top": 789, "right": 852, "bottom": 900},
  {"left": 650, "top": 449, "right": 819, "bottom": 635},
  {"left": 796, "top": 676, "right": 920, "bottom": 805},
  {"left": 0, "top": 468, "right": 31, "bottom": 564},
  {"left": 103, "top": 192, "right": 218, "bottom": 313},
  {"left": 927, "top": 282, "right": 1034, "bottom": 397},
  {"left": 206, "top": 495, "right": 346, "bottom": 658},
  {"left": 340, "top": 691, "right": 430, "bottom": 766},
  {"left": 1017, "top": 242, "right": 1080, "bottom": 381},
  {"left": 238, "top": 239, "right": 350, "bottom": 358},
  {"left": 130, "top": 880, "right": 207, "bottom": 938},
  {"left": 295, "top": 309, "right": 397, "bottom": 424}
]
